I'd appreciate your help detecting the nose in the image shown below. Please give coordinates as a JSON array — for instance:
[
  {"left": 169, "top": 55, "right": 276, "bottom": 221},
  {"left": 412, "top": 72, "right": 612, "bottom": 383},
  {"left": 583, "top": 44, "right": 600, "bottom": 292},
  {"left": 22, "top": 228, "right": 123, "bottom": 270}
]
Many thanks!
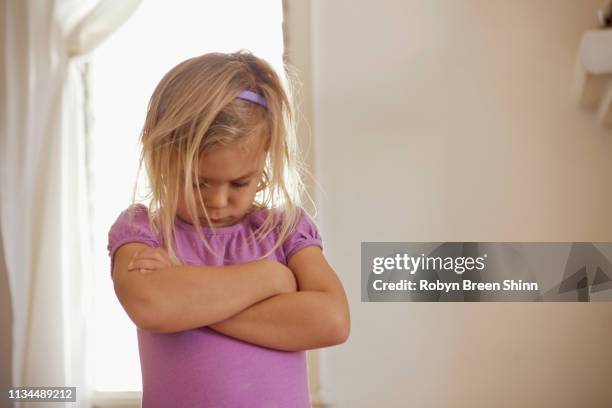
[{"left": 203, "top": 185, "right": 228, "bottom": 210}]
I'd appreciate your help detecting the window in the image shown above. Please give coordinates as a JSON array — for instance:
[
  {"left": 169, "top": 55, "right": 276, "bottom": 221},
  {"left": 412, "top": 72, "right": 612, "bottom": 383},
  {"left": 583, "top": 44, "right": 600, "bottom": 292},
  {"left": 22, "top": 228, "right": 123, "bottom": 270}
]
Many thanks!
[{"left": 90, "top": 1, "right": 284, "bottom": 402}]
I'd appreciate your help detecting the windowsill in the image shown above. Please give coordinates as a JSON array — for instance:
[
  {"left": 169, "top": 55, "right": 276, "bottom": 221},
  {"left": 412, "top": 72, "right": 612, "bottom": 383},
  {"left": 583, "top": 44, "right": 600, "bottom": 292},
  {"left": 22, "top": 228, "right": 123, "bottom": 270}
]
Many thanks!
[
  {"left": 91, "top": 391, "right": 333, "bottom": 408},
  {"left": 91, "top": 391, "right": 141, "bottom": 408}
]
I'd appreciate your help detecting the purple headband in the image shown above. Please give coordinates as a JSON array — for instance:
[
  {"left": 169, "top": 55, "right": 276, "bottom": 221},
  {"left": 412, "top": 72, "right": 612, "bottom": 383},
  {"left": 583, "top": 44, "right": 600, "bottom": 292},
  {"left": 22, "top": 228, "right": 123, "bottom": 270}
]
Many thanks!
[{"left": 236, "top": 90, "right": 268, "bottom": 109}]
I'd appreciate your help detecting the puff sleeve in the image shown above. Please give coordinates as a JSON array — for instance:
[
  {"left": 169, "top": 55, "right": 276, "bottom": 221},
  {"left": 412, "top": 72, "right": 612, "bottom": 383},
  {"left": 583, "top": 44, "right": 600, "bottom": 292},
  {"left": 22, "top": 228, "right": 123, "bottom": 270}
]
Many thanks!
[
  {"left": 282, "top": 208, "right": 323, "bottom": 263},
  {"left": 107, "top": 204, "right": 160, "bottom": 277}
]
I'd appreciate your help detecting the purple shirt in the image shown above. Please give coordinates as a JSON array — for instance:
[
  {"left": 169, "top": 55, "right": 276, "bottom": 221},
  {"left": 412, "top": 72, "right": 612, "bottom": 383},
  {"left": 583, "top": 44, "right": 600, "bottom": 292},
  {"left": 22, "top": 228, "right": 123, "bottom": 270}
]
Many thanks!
[{"left": 107, "top": 204, "right": 323, "bottom": 408}]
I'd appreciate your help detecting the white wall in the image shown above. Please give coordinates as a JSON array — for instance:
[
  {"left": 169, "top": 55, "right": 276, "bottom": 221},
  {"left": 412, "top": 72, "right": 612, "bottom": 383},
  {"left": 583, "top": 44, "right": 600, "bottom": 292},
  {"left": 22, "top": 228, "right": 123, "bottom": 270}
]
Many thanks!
[{"left": 309, "top": 1, "right": 612, "bottom": 406}]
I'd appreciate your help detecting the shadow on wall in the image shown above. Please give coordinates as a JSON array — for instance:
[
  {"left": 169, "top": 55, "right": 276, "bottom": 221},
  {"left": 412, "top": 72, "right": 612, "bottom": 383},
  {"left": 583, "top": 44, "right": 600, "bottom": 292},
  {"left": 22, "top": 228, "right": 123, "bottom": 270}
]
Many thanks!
[{"left": 0, "top": 223, "right": 13, "bottom": 407}]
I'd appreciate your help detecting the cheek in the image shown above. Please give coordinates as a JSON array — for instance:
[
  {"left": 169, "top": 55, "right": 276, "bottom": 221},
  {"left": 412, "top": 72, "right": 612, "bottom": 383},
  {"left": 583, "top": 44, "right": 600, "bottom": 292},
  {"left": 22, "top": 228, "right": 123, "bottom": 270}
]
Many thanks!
[
  {"left": 234, "top": 186, "right": 258, "bottom": 204},
  {"left": 177, "top": 189, "right": 204, "bottom": 212}
]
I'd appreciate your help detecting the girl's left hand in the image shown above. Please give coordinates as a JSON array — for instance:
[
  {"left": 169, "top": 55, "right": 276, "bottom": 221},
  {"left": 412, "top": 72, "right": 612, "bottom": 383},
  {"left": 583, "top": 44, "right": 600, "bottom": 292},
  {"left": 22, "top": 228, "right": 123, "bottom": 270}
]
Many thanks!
[{"left": 127, "top": 247, "right": 182, "bottom": 273}]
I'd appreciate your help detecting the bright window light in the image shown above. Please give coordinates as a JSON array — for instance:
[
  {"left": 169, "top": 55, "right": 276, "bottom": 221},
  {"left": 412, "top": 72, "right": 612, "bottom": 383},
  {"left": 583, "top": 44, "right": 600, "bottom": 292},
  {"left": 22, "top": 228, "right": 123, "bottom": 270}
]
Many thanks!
[{"left": 90, "top": 0, "right": 285, "bottom": 391}]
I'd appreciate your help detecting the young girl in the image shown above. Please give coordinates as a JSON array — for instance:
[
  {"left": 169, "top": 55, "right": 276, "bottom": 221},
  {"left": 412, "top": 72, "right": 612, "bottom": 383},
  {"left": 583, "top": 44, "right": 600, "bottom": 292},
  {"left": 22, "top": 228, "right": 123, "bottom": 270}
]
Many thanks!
[{"left": 106, "top": 51, "right": 350, "bottom": 407}]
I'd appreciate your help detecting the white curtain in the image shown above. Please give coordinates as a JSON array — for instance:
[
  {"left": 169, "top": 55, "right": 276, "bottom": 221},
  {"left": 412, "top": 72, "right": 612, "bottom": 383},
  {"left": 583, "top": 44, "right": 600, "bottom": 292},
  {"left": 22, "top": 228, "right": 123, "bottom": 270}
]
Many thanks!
[{"left": 1, "top": 1, "right": 140, "bottom": 406}]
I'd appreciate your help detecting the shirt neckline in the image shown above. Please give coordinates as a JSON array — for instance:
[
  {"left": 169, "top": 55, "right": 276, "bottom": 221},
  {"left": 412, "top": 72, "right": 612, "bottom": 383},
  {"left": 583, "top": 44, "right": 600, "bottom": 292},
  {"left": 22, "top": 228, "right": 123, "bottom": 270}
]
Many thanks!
[{"left": 173, "top": 207, "right": 266, "bottom": 234}]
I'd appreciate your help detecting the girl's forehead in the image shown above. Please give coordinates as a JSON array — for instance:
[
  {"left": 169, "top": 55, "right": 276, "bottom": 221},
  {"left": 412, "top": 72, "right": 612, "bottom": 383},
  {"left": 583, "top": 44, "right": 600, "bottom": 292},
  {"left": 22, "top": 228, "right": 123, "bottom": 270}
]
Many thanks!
[
  {"left": 203, "top": 130, "right": 267, "bottom": 156},
  {"left": 196, "top": 137, "right": 266, "bottom": 180}
]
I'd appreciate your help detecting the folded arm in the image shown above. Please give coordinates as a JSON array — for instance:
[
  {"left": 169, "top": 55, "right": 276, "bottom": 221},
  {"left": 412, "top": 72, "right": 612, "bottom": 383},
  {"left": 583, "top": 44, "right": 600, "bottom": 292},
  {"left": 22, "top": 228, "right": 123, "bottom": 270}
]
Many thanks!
[
  {"left": 209, "top": 246, "right": 351, "bottom": 351},
  {"left": 112, "top": 243, "right": 295, "bottom": 333}
]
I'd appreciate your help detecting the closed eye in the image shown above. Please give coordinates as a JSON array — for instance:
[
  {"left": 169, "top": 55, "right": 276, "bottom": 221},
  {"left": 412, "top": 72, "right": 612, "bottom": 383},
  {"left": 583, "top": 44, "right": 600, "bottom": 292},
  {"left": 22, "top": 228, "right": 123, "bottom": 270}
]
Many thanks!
[
  {"left": 232, "top": 180, "right": 251, "bottom": 188},
  {"left": 193, "top": 180, "right": 251, "bottom": 188}
]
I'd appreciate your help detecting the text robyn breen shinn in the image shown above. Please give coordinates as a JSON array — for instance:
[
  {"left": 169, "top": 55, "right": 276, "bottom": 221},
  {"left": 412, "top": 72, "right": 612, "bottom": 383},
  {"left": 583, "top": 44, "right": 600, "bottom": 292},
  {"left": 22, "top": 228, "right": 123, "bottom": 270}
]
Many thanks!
[
  {"left": 372, "top": 279, "right": 539, "bottom": 292},
  {"left": 370, "top": 253, "right": 538, "bottom": 292}
]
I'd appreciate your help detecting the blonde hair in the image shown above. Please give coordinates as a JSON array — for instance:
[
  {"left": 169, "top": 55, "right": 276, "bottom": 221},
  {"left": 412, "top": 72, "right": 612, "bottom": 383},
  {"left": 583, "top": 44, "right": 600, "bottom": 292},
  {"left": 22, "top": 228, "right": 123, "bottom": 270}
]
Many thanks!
[{"left": 128, "top": 50, "right": 311, "bottom": 264}]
